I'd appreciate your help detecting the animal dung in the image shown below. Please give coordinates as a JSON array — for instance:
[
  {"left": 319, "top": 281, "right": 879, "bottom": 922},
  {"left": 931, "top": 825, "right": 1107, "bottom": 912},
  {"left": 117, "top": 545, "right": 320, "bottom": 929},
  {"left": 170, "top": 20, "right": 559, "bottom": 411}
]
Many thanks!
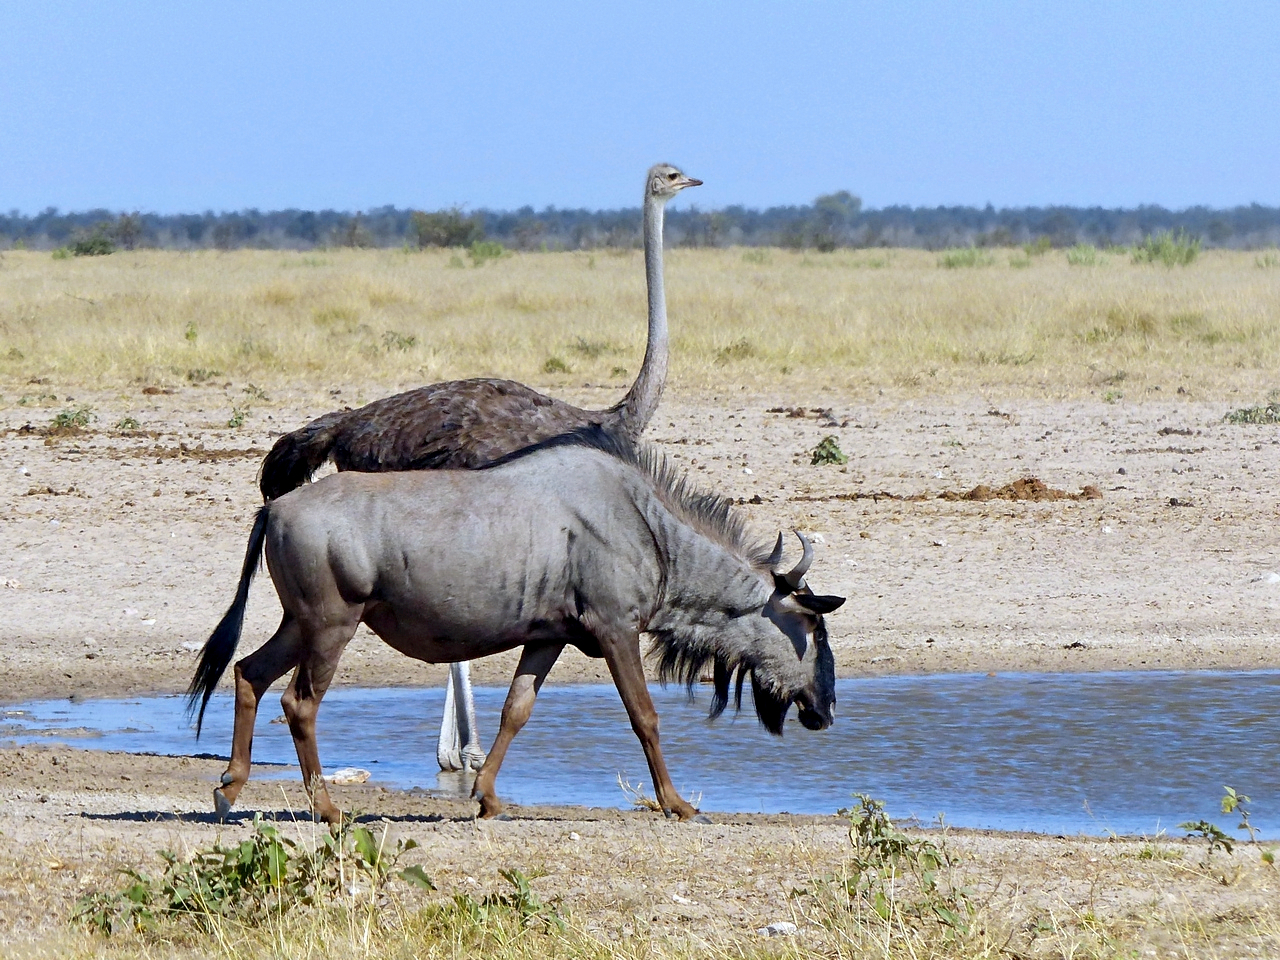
[{"left": 941, "top": 477, "right": 1103, "bottom": 502}]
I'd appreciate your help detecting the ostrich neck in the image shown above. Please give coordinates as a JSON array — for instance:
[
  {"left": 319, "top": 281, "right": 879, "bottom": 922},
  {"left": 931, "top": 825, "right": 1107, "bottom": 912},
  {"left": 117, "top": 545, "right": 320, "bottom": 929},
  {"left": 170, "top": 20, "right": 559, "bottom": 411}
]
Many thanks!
[{"left": 614, "top": 195, "right": 668, "bottom": 439}]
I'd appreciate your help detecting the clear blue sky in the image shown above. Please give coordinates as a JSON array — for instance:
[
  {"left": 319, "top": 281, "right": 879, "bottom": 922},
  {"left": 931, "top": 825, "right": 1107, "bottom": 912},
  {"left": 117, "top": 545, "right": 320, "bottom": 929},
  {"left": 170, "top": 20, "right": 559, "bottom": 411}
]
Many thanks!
[{"left": 2, "top": 2, "right": 1277, "bottom": 214}]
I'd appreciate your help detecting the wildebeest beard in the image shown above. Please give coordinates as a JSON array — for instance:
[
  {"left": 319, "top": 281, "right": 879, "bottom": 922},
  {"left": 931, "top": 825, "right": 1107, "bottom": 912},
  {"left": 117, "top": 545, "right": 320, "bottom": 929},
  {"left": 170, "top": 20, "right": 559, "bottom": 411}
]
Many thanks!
[{"left": 653, "top": 641, "right": 793, "bottom": 736}]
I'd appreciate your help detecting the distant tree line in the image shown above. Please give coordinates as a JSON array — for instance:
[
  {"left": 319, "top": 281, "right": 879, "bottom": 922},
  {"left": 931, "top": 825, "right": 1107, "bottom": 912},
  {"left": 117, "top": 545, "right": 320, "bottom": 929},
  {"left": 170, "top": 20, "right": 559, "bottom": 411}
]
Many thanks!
[{"left": 4, "top": 192, "right": 1280, "bottom": 252}]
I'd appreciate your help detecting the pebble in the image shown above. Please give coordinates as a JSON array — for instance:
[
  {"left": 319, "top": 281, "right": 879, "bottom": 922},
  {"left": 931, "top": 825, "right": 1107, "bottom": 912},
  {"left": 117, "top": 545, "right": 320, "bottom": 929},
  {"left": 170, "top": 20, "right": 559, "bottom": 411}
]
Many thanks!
[{"left": 756, "top": 921, "right": 798, "bottom": 937}]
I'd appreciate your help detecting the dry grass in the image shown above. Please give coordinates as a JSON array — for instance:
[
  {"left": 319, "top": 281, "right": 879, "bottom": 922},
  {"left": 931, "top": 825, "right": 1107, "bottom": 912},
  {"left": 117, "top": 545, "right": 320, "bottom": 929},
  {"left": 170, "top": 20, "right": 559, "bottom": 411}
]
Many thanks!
[
  {"left": 10, "top": 848, "right": 1279, "bottom": 960},
  {"left": 0, "top": 248, "right": 1276, "bottom": 398}
]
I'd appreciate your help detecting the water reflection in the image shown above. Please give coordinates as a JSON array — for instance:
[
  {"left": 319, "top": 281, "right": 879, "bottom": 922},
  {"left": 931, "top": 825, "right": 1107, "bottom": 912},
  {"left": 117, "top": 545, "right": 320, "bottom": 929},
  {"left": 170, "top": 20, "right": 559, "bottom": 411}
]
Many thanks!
[{"left": 3, "top": 670, "right": 1276, "bottom": 837}]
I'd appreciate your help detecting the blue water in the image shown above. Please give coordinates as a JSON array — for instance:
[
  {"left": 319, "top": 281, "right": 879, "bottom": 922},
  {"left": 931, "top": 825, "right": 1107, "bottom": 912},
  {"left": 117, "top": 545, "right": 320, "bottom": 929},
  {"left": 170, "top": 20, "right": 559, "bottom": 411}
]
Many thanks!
[{"left": 3, "top": 671, "right": 1277, "bottom": 837}]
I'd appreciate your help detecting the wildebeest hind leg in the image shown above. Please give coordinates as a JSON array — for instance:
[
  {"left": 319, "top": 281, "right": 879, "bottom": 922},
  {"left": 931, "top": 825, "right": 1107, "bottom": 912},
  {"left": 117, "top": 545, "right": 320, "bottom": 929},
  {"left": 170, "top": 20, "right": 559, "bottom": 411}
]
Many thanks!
[
  {"left": 216, "top": 616, "right": 303, "bottom": 817},
  {"left": 280, "top": 623, "right": 355, "bottom": 824},
  {"left": 472, "top": 642, "right": 565, "bottom": 819}
]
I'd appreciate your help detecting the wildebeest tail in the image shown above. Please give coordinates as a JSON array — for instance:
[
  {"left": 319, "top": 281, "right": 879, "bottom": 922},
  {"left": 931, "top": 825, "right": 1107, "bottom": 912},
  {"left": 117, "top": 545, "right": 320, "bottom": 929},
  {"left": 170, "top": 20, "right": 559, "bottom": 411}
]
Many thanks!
[
  {"left": 258, "top": 411, "right": 346, "bottom": 501},
  {"left": 186, "top": 505, "right": 270, "bottom": 736}
]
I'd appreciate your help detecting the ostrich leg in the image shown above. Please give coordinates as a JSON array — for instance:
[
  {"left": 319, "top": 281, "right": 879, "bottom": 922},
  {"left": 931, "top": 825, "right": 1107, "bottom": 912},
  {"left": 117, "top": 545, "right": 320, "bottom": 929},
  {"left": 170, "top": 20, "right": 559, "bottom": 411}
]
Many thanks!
[{"left": 437, "top": 661, "right": 486, "bottom": 771}]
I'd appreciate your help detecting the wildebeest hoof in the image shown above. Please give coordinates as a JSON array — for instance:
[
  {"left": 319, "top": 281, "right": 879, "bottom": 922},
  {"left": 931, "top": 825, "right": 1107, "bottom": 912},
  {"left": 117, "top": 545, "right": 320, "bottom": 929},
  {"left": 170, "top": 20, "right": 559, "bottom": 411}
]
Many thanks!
[
  {"left": 689, "top": 813, "right": 713, "bottom": 825},
  {"left": 213, "top": 788, "right": 232, "bottom": 820},
  {"left": 489, "top": 812, "right": 514, "bottom": 822},
  {"left": 219, "top": 771, "right": 235, "bottom": 787}
]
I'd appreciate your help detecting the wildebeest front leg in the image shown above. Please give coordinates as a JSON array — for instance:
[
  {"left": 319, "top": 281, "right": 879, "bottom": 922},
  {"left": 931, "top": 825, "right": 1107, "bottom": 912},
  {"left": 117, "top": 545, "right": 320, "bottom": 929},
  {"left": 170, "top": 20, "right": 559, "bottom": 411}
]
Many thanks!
[
  {"left": 216, "top": 616, "right": 302, "bottom": 817},
  {"left": 471, "top": 642, "right": 565, "bottom": 819},
  {"left": 601, "top": 631, "right": 701, "bottom": 821}
]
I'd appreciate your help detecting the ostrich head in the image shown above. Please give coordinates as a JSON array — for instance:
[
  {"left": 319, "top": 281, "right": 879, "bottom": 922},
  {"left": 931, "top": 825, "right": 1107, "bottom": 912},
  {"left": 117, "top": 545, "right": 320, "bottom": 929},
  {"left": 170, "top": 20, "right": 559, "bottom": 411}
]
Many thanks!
[{"left": 647, "top": 163, "right": 702, "bottom": 202}]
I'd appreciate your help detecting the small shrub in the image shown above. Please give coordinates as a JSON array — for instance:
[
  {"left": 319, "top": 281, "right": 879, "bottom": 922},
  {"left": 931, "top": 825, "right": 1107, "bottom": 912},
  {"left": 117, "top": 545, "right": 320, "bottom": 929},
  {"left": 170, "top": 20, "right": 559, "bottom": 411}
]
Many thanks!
[
  {"left": 1222, "top": 785, "right": 1259, "bottom": 843},
  {"left": 542, "top": 356, "right": 571, "bottom": 374},
  {"left": 468, "top": 240, "right": 506, "bottom": 266},
  {"left": 438, "top": 868, "right": 565, "bottom": 934},
  {"left": 1132, "top": 229, "right": 1200, "bottom": 266},
  {"left": 50, "top": 405, "right": 96, "bottom": 434},
  {"left": 115, "top": 416, "right": 141, "bottom": 431},
  {"left": 798, "top": 795, "right": 973, "bottom": 935},
  {"left": 1180, "top": 819, "right": 1233, "bottom": 857},
  {"left": 72, "top": 814, "right": 430, "bottom": 936},
  {"left": 610, "top": 365, "right": 628, "bottom": 378},
  {"left": 741, "top": 249, "right": 771, "bottom": 264},
  {"left": 811, "top": 436, "right": 848, "bottom": 465},
  {"left": 51, "top": 247, "right": 71, "bottom": 260},
  {"left": 1255, "top": 251, "right": 1279, "bottom": 268},
  {"left": 185, "top": 368, "right": 222, "bottom": 384},
  {"left": 183, "top": 322, "right": 198, "bottom": 343},
  {"left": 1023, "top": 237, "right": 1053, "bottom": 256},
  {"left": 71, "top": 226, "right": 115, "bottom": 256},
  {"left": 447, "top": 254, "right": 465, "bottom": 269},
  {"left": 1224, "top": 401, "right": 1280, "bottom": 424},
  {"left": 1008, "top": 254, "right": 1032, "bottom": 269},
  {"left": 1066, "top": 243, "right": 1100, "bottom": 266},
  {"left": 227, "top": 406, "right": 247, "bottom": 429},
  {"left": 382, "top": 330, "right": 417, "bottom": 351},
  {"left": 938, "top": 248, "right": 994, "bottom": 269},
  {"left": 411, "top": 208, "right": 484, "bottom": 248}
]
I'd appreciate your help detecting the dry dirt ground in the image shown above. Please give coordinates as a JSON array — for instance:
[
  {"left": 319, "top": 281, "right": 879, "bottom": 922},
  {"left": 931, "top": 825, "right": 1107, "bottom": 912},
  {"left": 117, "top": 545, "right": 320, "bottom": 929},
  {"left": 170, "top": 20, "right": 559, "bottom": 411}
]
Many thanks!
[
  {"left": 1, "top": 381, "right": 1278, "bottom": 954},
  {"left": 2, "top": 382, "right": 1277, "bottom": 700}
]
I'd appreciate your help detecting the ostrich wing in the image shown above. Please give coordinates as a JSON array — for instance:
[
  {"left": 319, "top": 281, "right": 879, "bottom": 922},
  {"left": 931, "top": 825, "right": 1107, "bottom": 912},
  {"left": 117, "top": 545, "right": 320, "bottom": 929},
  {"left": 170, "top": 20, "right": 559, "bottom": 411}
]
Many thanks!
[{"left": 328, "top": 378, "right": 605, "bottom": 472}]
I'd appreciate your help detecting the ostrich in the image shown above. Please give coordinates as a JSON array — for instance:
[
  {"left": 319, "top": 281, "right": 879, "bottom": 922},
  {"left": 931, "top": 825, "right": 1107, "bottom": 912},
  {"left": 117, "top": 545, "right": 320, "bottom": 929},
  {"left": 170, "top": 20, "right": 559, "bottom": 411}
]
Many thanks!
[{"left": 256, "top": 163, "right": 701, "bottom": 771}]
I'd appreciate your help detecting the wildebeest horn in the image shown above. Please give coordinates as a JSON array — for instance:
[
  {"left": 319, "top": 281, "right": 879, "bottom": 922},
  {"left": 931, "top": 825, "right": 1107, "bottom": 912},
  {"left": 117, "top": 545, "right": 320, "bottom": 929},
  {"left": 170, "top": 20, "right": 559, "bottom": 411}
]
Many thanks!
[
  {"left": 766, "top": 532, "right": 785, "bottom": 568},
  {"left": 784, "top": 530, "right": 813, "bottom": 589}
]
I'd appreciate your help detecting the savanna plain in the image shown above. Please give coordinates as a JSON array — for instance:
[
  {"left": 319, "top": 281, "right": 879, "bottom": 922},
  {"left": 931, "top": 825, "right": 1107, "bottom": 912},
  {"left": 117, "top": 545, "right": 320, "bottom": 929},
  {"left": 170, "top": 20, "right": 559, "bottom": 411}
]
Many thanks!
[{"left": 1, "top": 246, "right": 1278, "bottom": 958}]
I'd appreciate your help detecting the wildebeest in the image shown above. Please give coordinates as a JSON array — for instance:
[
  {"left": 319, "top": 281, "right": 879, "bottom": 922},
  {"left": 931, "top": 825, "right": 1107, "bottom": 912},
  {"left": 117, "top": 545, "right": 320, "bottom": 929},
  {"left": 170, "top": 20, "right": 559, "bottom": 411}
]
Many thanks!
[{"left": 188, "top": 429, "right": 844, "bottom": 823}]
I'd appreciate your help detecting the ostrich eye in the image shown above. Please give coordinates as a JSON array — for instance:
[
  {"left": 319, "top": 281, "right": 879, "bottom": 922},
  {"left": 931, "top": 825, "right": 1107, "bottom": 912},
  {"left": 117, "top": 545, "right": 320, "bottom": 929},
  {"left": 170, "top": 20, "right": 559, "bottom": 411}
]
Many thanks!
[{"left": 668, "top": 172, "right": 679, "bottom": 180}]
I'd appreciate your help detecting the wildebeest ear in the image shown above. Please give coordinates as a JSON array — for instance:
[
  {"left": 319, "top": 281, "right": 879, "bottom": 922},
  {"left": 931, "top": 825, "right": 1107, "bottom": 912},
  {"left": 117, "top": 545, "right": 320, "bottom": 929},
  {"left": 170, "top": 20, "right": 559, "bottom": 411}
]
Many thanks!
[
  {"left": 772, "top": 572, "right": 795, "bottom": 596},
  {"left": 794, "top": 593, "right": 845, "bottom": 614}
]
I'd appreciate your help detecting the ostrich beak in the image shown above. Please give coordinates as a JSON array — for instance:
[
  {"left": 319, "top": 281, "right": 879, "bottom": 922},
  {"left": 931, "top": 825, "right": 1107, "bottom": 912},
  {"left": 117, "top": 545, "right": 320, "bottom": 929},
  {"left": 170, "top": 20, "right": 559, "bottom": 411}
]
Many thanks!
[{"left": 678, "top": 176, "right": 703, "bottom": 190}]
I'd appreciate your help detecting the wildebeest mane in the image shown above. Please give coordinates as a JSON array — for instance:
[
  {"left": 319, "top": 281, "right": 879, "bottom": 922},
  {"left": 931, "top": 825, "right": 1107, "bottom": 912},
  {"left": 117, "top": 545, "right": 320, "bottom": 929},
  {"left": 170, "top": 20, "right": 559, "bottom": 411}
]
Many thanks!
[
  {"left": 490, "top": 425, "right": 789, "bottom": 733},
  {"left": 647, "top": 630, "right": 798, "bottom": 736},
  {"left": 486, "top": 424, "right": 774, "bottom": 568}
]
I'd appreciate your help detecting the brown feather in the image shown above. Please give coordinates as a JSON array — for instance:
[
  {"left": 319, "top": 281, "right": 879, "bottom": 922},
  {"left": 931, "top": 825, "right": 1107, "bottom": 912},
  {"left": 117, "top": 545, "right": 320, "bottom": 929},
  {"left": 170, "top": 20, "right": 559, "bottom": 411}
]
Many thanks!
[{"left": 259, "top": 377, "right": 626, "bottom": 499}]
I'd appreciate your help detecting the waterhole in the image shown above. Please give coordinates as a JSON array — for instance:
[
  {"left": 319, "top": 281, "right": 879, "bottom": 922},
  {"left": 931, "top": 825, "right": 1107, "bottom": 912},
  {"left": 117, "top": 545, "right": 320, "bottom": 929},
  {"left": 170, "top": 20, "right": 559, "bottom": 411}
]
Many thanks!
[{"left": 3, "top": 670, "right": 1276, "bottom": 837}]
